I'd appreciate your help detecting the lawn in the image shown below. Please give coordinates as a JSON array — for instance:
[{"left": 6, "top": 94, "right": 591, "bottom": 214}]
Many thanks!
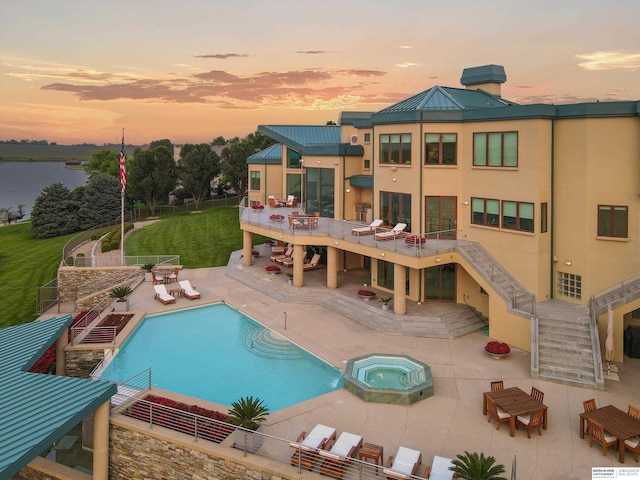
[{"left": 0, "top": 222, "right": 75, "bottom": 328}]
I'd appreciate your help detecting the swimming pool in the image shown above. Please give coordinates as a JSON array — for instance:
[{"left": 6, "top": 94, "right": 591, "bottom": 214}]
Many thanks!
[{"left": 100, "top": 303, "right": 343, "bottom": 411}]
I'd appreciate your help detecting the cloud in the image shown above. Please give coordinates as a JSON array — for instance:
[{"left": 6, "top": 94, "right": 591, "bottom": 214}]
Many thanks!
[
  {"left": 399, "top": 45, "right": 412, "bottom": 49},
  {"left": 194, "top": 53, "right": 249, "bottom": 59},
  {"left": 295, "top": 50, "right": 334, "bottom": 55},
  {"left": 395, "top": 62, "right": 418, "bottom": 68},
  {"left": 576, "top": 51, "right": 640, "bottom": 71}
]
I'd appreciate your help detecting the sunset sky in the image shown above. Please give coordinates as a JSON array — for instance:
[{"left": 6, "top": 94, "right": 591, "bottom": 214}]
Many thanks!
[{"left": 1, "top": 0, "right": 638, "bottom": 146}]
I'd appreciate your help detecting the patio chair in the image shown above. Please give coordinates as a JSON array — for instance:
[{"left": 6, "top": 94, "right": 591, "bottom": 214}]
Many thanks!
[
  {"left": 486, "top": 397, "right": 510, "bottom": 431},
  {"left": 288, "top": 215, "right": 303, "bottom": 229},
  {"left": 352, "top": 219, "right": 383, "bottom": 236},
  {"left": 151, "top": 271, "right": 165, "bottom": 285},
  {"left": 179, "top": 280, "right": 201, "bottom": 300},
  {"left": 490, "top": 380, "right": 504, "bottom": 391},
  {"left": 628, "top": 404, "right": 640, "bottom": 421},
  {"left": 624, "top": 434, "right": 640, "bottom": 463},
  {"left": 166, "top": 267, "right": 179, "bottom": 284},
  {"left": 423, "top": 455, "right": 454, "bottom": 480},
  {"left": 318, "top": 431, "right": 363, "bottom": 478},
  {"left": 286, "top": 195, "right": 297, "bottom": 207},
  {"left": 530, "top": 386, "right": 544, "bottom": 403},
  {"left": 374, "top": 223, "right": 407, "bottom": 241},
  {"left": 383, "top": 446, "right": 422, "bottom": 480},
  {"left": 583, "top": 398, "right": 597, "bottom": 433},
  {"left": 516, "top": 408, "right": 545, "bottom": 438},
  {"left": 267, "top": 195, "right": 281, "bottom": 208},
  {"left": 290, "top": 424, "right": 336, "bottom": 470},
  {"left": 153, "top": 284, "right": 176, "bottom": 305},
  {"left": 303, "top": 254, "right": 323, "bottom": 271},
  {"left": 587, "top": 418, "right": 617, "bottom": 456},
  {"left": 270, "top": 246, "right": 293, "bottom": 264}
]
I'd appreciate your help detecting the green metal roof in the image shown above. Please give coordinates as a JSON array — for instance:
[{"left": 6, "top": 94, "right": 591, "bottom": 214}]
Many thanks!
[
  {"left": 257, "top": 125, "right": 363, "bottom": 156},
  {"left": 460, "top": 64, "right": 507, "bottom": 86},
  {"left": 349, "top": 175, "right": 373, "bottom": 188},
  {"left": 0, "top": 316, "right": 117, "bottom": 478},
  {"left": 247, "top": 143, "right": 283, "bottom": 165}
]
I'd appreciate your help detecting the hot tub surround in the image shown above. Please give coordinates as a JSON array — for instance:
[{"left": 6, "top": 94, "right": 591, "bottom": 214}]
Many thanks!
[{"left": 343, "top": 354, "right": 433, "bottom": 405}]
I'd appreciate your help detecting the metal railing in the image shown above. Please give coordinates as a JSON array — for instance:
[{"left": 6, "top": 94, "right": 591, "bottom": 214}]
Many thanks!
[
  {"left": 70, "top": 297, "right": 112, "bottom": 345},
  {"left": 73, "top": 254, "right": 180, "bottom": 268},
  {"left": 109, "top": 390, "right": 427, "bottom": 480},
  {"left": 589, "top": 271, "right": 640, "bottom": 318},
  {"left": 36, "top": 278, "right": 59, "bottom": 314}
]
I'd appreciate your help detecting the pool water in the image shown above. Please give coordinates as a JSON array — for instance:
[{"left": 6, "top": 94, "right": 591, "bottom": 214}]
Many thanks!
[
  {"left": 364, "top": 367, "right": 411, "bottom": 390},
  {"left": 100, "top": 303, "right": 343, "bottom": 411}
]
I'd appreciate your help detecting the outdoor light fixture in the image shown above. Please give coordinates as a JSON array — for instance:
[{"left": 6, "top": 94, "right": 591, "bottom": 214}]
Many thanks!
[
  {"left": 463, "top": 201, "right": 469, "bottom": 205},
  {"left": 335, "top": 241, "right": 339, "bottom": 245},
  {"left": 346, "top": 188, "right": 351, "bottom": 193},
  {"left": 392, "top": 177, "right": 397, "bottom": 182},
  {"left": 380, "top": 252, "right": 385, "bottom": 257},
  {"left": 435, "top": 257, "right": 441, "bottom": 262},
  {"left": 564, "top": 260, "right": 572, "bottom": 266},
  {"left": 390, "top": 166, "right": 397, "bottom": 171}
]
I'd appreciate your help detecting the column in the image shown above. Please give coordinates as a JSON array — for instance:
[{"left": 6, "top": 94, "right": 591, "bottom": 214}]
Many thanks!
[
  {"left": 92, "top": 400, "right": 110, "bottom": 480},
  {"left": 327, "top": 246, "right": 337, "bottom": 289},
  {"left": 55, "top": 331, "right": 68, "bottom": 376},
  {"left": 393, "top": 263, "right": 406, "bottom": 315},
  {"left": 293, "top": 244, "right": 305, "bottom": 287},
  {"left": 243, "top": 230, "right": 253, "bottom": 266}
]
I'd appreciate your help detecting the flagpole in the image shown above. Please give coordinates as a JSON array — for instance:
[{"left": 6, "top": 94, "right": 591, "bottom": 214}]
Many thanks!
[{"left": 120, "top": 128, "right": 126, "bottom": 267}]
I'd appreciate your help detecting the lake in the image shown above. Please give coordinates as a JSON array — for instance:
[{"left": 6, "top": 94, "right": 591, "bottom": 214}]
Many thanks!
[{"left": 0, "top": 162, "right": 88, "bottom": 220}]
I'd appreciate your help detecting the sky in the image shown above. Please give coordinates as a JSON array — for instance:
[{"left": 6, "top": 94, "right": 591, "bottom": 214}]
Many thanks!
[{"left": 1, "top": 0, "right": 639, "bottom": 146}]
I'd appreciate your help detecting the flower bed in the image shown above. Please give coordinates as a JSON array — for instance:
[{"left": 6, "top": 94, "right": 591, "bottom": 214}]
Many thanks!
[
  {"left": 358, "top": 289, "right": 376, "bottom": 299},
  {"left": 485, "top": 341, "right": 511, "bottom": 357},
  {"left": 404, "top": 235, "right": 426, "bottom": 245},
  {"left": 265, "top": 265, "right": 281, "bottom": 274},
  {"left": 123, "top": 394, "right": 235, "bottom": 443}
]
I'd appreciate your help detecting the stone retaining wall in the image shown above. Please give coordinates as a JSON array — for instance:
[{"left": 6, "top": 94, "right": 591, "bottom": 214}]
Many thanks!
[
  {"left": 65, "top": 347, "right": 106, "bottom": 378},
  {"left": 58, "top": 266, "right": 142, "bottom": 305}
]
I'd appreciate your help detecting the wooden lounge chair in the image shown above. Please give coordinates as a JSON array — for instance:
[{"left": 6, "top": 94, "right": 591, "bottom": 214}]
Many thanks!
[
  {"left": 318, "top": 431, "right": 363, "bottom": 478},
  {"left": 374, "top": 223, "right": 407, "bottom": 241},
  {"left": 587, "top": 418, "right": 617, "bottom": 456},
  {"left": 490, "top": 380, "right": 504, "bottom": 391},
  {"left": 424, "top": 455, "right": 454, "bottom": 480},
  {"left": 286, "top": 195, "right": 297, "bottom": 207},
  {"left": 352, "top": 219, "right": 383, "bottom": 236},
  {"left": 153, "top": 284, "right": 176, "bottom": 305},
  {"left": 303, "top": 254, "right": 323, "bottom": 271},
  {"left": 267, "top": 195, "right": 281, "bottom": 208},
  {"left": 486, "top": 397, "right": 510, "bottom": 431},
  {"left": 290, "top": 424, "right": 336, "bottom": 470},
  {"left": 516, "top": 408, "right": 545, "bottom": 438},
  {"left": 383, "top": 446, "right": 422, "bottom": 480},
  {"left": 179, "top": 280, "right": 201, "bottom": 300},
  {"left": 270, "top": 246, "right": 293, "bottom": 264}
]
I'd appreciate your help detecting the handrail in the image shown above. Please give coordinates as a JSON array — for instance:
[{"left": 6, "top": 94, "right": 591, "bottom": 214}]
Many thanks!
[{"left": 267, "top": 311, "right": 287, "bottom": 330}]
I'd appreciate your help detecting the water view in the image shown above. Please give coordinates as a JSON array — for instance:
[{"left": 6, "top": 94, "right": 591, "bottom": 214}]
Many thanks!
[{"left": 0, "top": 162, "right": 88, "bottom": 220}]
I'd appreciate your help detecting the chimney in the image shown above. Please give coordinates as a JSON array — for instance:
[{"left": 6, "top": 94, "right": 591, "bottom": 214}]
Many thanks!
[{"left": 460, "top": 64, "right": 506, "bottom": 96}]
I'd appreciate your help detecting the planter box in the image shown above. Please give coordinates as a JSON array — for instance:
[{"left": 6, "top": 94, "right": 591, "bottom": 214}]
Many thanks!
[
  {"left": 232, "top": 426, "right": 264, "bottom": 454},
  {"left": 113, "top": 299, "right": 129, "bottom": 312},
  {"left": 144, "top": 272, "right": 153, "bottom": 282}
]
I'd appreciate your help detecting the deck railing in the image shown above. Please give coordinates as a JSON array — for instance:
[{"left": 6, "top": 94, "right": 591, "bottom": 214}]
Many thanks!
[{"left": 36, "top": 278, "right": 59, "bottom": 314}]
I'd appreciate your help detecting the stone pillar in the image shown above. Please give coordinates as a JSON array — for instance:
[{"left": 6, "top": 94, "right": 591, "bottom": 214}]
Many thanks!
[
  {"left": 56, "top": 330, "right": 68, "bottom": 376},
  {"left": 327, "top": 246, "right": 338, "bottom": 289},
  {"left": 92, "top": 400, "right": 110, "bottom": 480},
  {"left": 293, "top": 244, "right": 305, "bottom": 287},
  {"left": 393, "top": 263, "right": 406, "bottom": 315},
  {"left": 243, "top": 230, "right": 253, "bottom": 266}
]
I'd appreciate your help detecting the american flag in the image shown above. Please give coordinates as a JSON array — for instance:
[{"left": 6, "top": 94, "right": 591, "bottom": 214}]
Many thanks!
[{"left": 119, "top": 132, "right": 126, "bottom": 192}]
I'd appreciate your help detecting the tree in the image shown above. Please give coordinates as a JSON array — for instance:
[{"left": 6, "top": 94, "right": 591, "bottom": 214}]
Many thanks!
[
  {"left": 450, "top": 452, "right": 507, "bottom": 480},
  {"left": 31, "top": 183, "right": 80, "bottom": 238},
  {"left": 211, "top": 136, "right": 227, "bottom": 146},
  {"left": 77, "top": 173, "right": 121, "bottom": 229},
  {"left": 177, "top": 144, "right": 220, "bottom": 211},
  {"left": 87, "top": 150, "right": 120, "bottom": 178},
  {"left": 149, "top": 139, "right": 173, "bottom": 150},
  {"left": 127, "top": 145, "right": 177, "bottom": 216},
  {"left": 219, "top": 132, "right": 276, "bottom": 197}
]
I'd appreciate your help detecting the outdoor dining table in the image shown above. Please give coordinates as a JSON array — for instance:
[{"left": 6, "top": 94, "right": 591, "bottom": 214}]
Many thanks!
[
  {"left": 579, "top": 405, "right": 640, "bottom": 463},
  {"left": 483, "top": 387, "right": 548, "bottom": 437}
]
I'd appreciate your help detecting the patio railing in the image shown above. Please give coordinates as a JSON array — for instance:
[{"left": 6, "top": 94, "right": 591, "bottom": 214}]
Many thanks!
[{"left": 36, "top": 278, "right": 59, "bottom": 315}]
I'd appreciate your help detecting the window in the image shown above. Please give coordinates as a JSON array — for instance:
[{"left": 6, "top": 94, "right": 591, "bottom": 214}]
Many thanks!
[
  {"left": 287, "top": 148, "right": 301, "bottom": 168},
  {"left": 598, "top": 205, "right": 628, "bottom": 238},
  {"left": 380, "top": 191, "right": 411, "bottom": 231},
  {"left": 557, "top": 272, "right": 582, "bottom": 300},
  {"left": 364, "top": 159, "right": 371, "bottom": 170},
  {"left": 250, "top": 171, "right": 260, "bottom": 191},
  {"left": 541, "top": 202, "right": 548, "bottom": 233},
  {"left": 471, "top": 198, "right": 500, "bottom": 227},
  {"left": 473, "top": 132, "right": 518, "bottom": 167},
  {"left": 380, "top": 134, "right": 411, "bottom": 164},
  {"left": 502, "top": 200, "right": 534, "bottom": 232},
  {"left": 425, "top": 133, "right": 457, "bottom": 165},
  {"left": 364, "top": 133, "right": 371, "bottom": 143}
]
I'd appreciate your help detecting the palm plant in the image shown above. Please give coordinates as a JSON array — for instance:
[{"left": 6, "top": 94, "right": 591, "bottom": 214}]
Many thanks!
[
  {"left": 109, "top": 286, "right": 133, "bottom": 301},
  {"left": 227, "top": 396, "right": 270, "bottom": 430},
  {"left": 451, "top": 451, "right": 507, "bottom": 480}
]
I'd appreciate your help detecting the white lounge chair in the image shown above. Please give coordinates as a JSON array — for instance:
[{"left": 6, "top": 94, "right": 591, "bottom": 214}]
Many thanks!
[
  {"left": 303, "top": 253, "right": 323, "bottom": 270},
  {"left": 271, "top": 246, "right": 293, "bottom": 264},
  {"left": 383, "top": 446, "right": 422, "bottom": 480},
  {"left": 319, "top": 431, "right": 363, "bottom": 477},
  {"left": 352, "top": 219, "right": 383, "bottom": 236},
  {"left": 425, "top": 455, "right": 454, "bottom": 480},
  {"left": 153, "top": 284, "right": 176, "bottom": 305},
  {"left": 179, "top": 280, "right": 201, "bottom": 300},
  {"left": 374, "top": 222, "right": 407, "bottom": 241},
  {"left": 290, "top": 424, "right": 337, "bottom": 469}
]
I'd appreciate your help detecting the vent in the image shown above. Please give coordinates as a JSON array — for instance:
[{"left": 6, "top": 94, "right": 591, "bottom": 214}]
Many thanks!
[{"left": 350, "top": 134, "right": 358, "bottom": 145}]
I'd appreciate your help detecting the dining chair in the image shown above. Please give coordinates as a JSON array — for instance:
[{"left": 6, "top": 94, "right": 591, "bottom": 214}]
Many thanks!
[
  {"left": 530, "top": 386, "right": 544, "bottom": 403},
  {"left": 583, "top": 399, "right": 597, "bottom": 413},
  {"left": 628, "top": 404, "right": 640, "bottom": 421},
  {"left": 490, "top": 380, "right": 504, "bottom": 391},
  {"left": 151, "top": 271, "right": 164, "bottom": 285},
  {"left": 516, "top": 408, "right": 545, "bottom": 438},
  {"left": 624, "top": 434, "right": 640, "bottom": 463},
  {"left": 587, "top": 419, "right": 617, "bottom": 456},
  {"left": 487, "top": 397, "right": 510, "bottom": 431}
]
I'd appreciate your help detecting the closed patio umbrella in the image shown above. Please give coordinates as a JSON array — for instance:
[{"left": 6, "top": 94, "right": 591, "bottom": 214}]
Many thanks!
[{"left": 605, "top": 305, "right": 620, "bottom": 380}]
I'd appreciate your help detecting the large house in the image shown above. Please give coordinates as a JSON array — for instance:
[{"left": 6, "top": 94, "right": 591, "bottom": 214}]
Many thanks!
[{"left": 240, "top": 64, "right": 640, "bottom": 389}]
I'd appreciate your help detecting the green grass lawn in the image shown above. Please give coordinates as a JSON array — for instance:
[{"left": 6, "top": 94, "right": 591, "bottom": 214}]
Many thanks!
[{"left": 0, "top": 223, "right": 75, "bottom": 328}]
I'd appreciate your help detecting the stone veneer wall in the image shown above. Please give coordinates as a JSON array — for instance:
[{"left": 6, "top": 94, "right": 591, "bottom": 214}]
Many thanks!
[
  {"left": 65, "top": 347, "right": 107, "bottom": 378},
  {"left": 18, "top": 456, "right": 91, "bottom": 480},
  {"left": 109, "top": 421, "right": 320, "bottom": 480},
  {"left": 58, "top": 266, "right": 142, "bottom": 305}
]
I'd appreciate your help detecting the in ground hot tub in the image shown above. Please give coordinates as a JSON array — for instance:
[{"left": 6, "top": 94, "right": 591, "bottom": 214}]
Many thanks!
[{"left": 343, "top": 353, "right": 433, "bottom": 405}]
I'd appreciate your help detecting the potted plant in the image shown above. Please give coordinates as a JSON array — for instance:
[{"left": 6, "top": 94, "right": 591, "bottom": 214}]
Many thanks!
[
  {"left": 287, "top": 272, "right": 294, "bottom": 285},
  {"left": 358, "top": 289, "right": 376, "bottom": 299},
  {"left": 378, "top": 297, "right": 392, "bottom": 311},
  {"left": 141, "top": 263, "right": 155, "bottom": 282},
  {"left": 228, "top": 396, "right": 270, "bottom": 453},
  {"left": 484, "top": 341, "right": 511, "bottom": 359},
  {"left": 451, "top": 451, "right": 507, "bottom": 480},
  {"left": 110, "top": 286, "right": 133, "bottom": 312}
]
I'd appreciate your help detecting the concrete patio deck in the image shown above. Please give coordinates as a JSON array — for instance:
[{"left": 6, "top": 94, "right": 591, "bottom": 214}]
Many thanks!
[{"left": 109, "top": 250, "right": 640, "bottom": 480}]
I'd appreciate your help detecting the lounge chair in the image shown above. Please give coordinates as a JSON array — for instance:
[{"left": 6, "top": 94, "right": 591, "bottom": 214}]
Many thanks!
[
  {"left": 303, "top": 253, "right": 323, "bottom": 271},
  {"left": 352, "top": 219, "right": 383, "bottom": 236},
  {"left": 179, "top": 280, "right": 201, "bottom": 300},
  {"left": 383, "top": 446, "right": 422, "bottom": 480},
  {"left": 267, "top": 195, "right": 281, "bottom": 208},
  {"left": 271, "top": 246, "right": 293, "bottom": 264},
  {"left": 286, "top": 195, "right": 297, "bottom": 207},
  {"left": 319, "top": 431, "right": 363, "bottom": 478},
  {"left": 424, "top": 455, "right": 454, "bottom": 480},
  {"left": 153, "top": 284, "right": 176, "bottom": 305},
  {"left": 290, "top": 424, "right": 337, "bottom": 470},
  {"left": 374, "top": 223, "right": 407, "bottom": 241}
]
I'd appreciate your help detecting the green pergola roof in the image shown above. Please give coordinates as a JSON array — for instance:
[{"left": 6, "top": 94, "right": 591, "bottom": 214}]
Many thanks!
[
  {"left": 247, "top": 143, "right": 283, "bottom": 165},
  {"left": 0, "top": 316, "right": 117, "bottom": 478}
]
